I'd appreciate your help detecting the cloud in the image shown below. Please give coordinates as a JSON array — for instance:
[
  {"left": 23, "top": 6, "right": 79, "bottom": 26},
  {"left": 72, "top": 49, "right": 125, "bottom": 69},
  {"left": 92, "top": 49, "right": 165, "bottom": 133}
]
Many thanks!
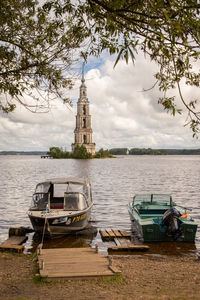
[
  {"left": 86, "top": 57, "right": 200, "bottom": 149},
  {"left": 0, "top": 55, "right": 200, "bottom": 151}
]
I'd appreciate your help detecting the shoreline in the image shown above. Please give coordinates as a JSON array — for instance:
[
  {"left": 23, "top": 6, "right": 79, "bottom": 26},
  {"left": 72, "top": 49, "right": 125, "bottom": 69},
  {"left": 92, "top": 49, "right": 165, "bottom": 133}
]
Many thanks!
[{"left": 0, "top": 251, "right": 200, "bottom": 300}]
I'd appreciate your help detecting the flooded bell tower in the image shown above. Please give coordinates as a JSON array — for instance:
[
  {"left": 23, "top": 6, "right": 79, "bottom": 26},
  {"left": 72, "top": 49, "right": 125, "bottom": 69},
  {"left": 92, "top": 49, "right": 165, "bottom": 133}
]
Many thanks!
[{"left": 71, "top": 68, "right": 95, "bottom": 155}]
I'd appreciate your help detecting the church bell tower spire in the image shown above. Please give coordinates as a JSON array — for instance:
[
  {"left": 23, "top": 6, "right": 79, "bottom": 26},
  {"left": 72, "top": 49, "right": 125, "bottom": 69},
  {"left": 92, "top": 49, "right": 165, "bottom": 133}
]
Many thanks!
[{"left": 71, "top": 64, "right": 95, "bottom": 155}]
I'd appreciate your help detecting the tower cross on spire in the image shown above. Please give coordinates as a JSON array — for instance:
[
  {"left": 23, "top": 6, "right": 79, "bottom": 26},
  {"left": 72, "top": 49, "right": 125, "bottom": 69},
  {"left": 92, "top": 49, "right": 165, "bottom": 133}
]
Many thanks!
[{"left": 82, "top": 62, "right": 85, "bottom": 84}]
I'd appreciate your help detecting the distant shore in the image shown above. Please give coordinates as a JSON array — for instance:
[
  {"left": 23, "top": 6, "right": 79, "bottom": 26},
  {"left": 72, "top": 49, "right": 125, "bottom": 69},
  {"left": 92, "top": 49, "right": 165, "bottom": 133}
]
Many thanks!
[
  {"left": 0, "top": 151, "right": 46, "bottom": 155},
  {"left": 1, "top": 148, "right": 200, "bottom": 156}
]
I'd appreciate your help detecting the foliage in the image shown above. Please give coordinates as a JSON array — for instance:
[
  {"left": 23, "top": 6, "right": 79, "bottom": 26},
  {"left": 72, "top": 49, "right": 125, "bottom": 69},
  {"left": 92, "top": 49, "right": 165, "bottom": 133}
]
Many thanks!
[
  {"left": 72, "top": 145, "right": 92, "bottom": 159},
  {"left": 0, "top": 0, "right": 84, "bottom": 113},
  {"left": 47, "top": 146, "right": 115, "bottom": 159},
  {"left": 47, "top": 147, "right": 70, "bottom": 158},
  {"left": 1, "top": 0, "right": 200, "bottom": 134},
  {"left": 47, "top": 145, "right": 92, "bottom": 159},
  {"left": 32, "top": 274, "right": 46, "bottom": 284},
  {"left": 49, "top": 0, "right": 199, "bottom": 135},
  {"left": 100, "top": 274, "right": 124, "bottom": 284},
  {"left": 94, "top": 148, "right": 113, "bottom": 158},
  {"left": 129, "top": 148, "right": 200, "bottom": 155},
  {"left": 79, "top": 0, "right": 200, "bottom": 135},
  {"left": 109, "top": 148, "right": 129, "bottom": 155}
]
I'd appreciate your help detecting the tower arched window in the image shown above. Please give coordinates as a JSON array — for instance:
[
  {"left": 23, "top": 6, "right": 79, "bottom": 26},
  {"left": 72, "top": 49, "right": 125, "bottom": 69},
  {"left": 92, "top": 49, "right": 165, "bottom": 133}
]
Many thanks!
[
  {"left": 83, "top": 105, "right": 86, "bottom": 115},
  {"left": 83, "top": 135, "right": 87, "bottom": 144},
  {"left": 83, "top": 118, "right": 86, "bottom": 128}
]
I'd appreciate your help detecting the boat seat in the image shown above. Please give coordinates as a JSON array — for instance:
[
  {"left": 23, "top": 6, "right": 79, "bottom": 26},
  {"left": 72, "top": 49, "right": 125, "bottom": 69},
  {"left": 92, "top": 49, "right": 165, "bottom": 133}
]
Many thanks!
[
  {"left": 50, "top": 204, "right": 64, "bottom": 209},
  {"left": 139, "top": 209, "right": 167, "bottom": 215},
  {"left": 50, "top": 197, "right": 64, "bottom": 209},
  {"left": 141, "top": 214, "right": 164, "bottom": 218}
]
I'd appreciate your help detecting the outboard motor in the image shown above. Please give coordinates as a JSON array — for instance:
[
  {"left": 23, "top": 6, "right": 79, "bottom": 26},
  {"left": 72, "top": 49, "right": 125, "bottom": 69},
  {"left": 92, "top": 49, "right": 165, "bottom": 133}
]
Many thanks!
[{"left": 161, "top": 208, "right": 182, "bottom": 240}]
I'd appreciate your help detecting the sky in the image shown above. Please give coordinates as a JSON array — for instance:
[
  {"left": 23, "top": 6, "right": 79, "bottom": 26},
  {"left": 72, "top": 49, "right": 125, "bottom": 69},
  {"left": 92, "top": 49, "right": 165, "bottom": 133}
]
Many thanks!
[{"left": 0, "top": 53, "right": 200, "bottom": 152}]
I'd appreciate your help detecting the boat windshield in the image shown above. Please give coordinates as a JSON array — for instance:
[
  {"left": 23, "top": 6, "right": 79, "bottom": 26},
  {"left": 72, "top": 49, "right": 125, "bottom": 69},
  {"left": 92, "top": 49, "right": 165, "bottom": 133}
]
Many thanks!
[
  {"left": 135, "top": 195, "right": 151, "bottom": 202},
  {"left": 54, "top": 183, "right": 86, "bottom": 197},
  {"left": 31, "top": 181, "right": 90, "bottom": 211},
  {"left": 153, "top": 194, "right": 171, "bottom": 203},
  {"left": 64, "top": 193, "right": 87, "bottom": 211},
  {"left": 35, "top": 183, "right": 50, "bottom": 193},
  {"left": 134, "top": 194, "right": 172, "bottom": 205},
  {"left": 32, "top": 193, "right": 49, "bottom": 210},
  {"left": 32, "top": 183, "right": 50, "bottom": 210}
]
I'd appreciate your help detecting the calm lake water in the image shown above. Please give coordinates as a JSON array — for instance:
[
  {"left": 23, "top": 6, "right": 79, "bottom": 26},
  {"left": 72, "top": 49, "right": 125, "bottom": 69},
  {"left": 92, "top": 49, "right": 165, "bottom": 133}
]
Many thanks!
[{"left": 0, "top": 155, "right": 200, "bottom": 256}]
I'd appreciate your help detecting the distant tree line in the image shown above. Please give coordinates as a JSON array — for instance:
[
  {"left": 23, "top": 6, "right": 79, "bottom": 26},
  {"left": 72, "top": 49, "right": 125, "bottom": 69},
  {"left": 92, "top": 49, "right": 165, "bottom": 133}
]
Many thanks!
[
  {"left": 109, "top": 148, "right": 200, "bottom": 155},
  {"left": 1, "top": 148, "right": 200, "bottom": 157},
  {"left": 47, "top": 146, "right": 114, "bottom": 159},
  {"left": 108, "top": 148, "right": 128, "bottom": 155},
  {"left": 0, "top": 151, "right": 46, "bottom": 155},
  {"left": 47, "top": 146, "right": 200, "bottom": 159}
]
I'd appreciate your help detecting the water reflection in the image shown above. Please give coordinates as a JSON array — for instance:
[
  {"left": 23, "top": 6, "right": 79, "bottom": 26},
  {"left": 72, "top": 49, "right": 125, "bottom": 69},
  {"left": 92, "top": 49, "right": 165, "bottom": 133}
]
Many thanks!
[
  {"left": 31, "top": 225, "right": 98, "bottom": 252},
  {"left": 144, "top": 242, "right": 197, "bottom": 257},
  {"left": 0, "top": 155, "right": 200, "bottom": 255}
]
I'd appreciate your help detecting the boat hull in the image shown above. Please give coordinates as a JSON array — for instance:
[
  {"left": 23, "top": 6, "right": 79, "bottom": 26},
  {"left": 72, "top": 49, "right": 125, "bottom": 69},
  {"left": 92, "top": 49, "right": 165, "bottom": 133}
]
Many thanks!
[
  {"left": 28, "top": 209, "right": 92, "bottom": 236},
  {"left": 128, "top": 206, "right": 197, "bottom": 243}
]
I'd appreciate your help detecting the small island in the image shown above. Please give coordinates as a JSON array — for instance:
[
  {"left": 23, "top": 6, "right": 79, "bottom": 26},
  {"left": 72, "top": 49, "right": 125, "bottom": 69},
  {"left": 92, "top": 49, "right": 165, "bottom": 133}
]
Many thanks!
[{"left": 47, "top": 146, "right": 114, "bottom": 159}]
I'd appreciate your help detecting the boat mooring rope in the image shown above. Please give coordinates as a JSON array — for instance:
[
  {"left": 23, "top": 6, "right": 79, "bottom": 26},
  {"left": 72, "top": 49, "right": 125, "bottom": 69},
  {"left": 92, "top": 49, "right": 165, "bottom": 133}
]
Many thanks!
[{"left": 41, "top": 205, "right": 49, "bottom": 249}]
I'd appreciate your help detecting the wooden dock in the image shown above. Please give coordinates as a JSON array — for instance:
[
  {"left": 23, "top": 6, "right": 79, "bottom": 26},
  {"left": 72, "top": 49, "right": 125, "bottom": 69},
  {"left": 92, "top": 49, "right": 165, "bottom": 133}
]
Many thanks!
[
  {"left": 38, "top": 247, "right": 121, "bottom": 279},
  {"left": 100, "top": 228, "right": 149, "bottom": 253},
  {"left": 0, "top": 236, "right": 28, "bottom": 253},
  {"left": 100, "top": 228, "right": 131, "bottom": 240},
  {"left": 0, "top": 227, "right": 32, "bottom": 253}
]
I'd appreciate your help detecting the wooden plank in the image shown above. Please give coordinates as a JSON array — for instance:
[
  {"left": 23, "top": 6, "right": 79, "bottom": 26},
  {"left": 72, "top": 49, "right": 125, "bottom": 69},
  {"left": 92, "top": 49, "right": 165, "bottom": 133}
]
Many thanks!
[
  {"left": 38, "top": 251, "right": 99, "bottom": 258},
  {"left": 38, "top": 256, "right": 107, "bottom": 266},
  {"left": 0, "top": 236, "right": 27, "bottom": 247},
  {"left": 40, "top": 247, "right": 96, "bottom": 253},
  {"left": 42, "top": 261, "right": 109, "bottom": 270},
  {"left": 38, "top": 256, "right": 106, "bottom": 264},
  {"left": 99, "top": 230, "right": 110, "bottom": 239},
  {"left": 0, "top": 236, "right": 27, "bottom": 252},
  {"left": 119, "top": 238, "right": 132, "bottom": 247},
  {"left": 40, "top": 270, "right": 116, "bottom": 278},
  {"left": 38, "top": 251, "right": 104, "bottom": 258},
  {"left": 100, "top": 228, "right": 131, "bottom": 240},
  {"left": 106, "top": 229, "right": 116, "bottom": 238},
  {"left": 38, "top": 247, "right": 120, "bottom": 279},
  {"left": 108, "top": 266, "right": 121, "bottom": 275},
  {"left": 114, "top": 237, "right": 134, "bottom": 247},
  {"left": 39, "top": 252, "right": 108, "bottom": 263},
  {"left": 119, "top": 230, "right": 131, "bottom": 238},
  {"left": 0, "top": 244, "right": 24, "bottom": 252},
  {"left": 112, "top": 229, "right": 122, "bottom": 237},
  {"left": 114, "top": 238, "right": 122, "bottom": 246},
  {"left": 42, "top": 263, "right": 110, "bottom": 274},
  {"left": 38, "top": 248, "right": 96, "bottom": 257}
]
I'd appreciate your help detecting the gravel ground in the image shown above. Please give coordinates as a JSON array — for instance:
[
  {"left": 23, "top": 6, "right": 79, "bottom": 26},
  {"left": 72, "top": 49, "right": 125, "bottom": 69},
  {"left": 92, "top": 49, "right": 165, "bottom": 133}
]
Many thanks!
[{"left": 0, "top": 251, "right": 200, "bottom": 300}]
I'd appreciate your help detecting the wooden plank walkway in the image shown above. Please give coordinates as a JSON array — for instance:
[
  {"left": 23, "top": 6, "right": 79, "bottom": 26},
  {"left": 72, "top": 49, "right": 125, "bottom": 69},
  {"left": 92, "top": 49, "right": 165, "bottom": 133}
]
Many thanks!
[
  {"left": 100, "top": 228, "right": 149, "bottom": 253},
  {"left": 100, "top": 228, "right": 131, "bottom": 240},
  {"left": 0, "top": 236, "right": 28, "bottom": 253},
  {"left": 38, "top": 247, "right": 121, "bottom": 279}
]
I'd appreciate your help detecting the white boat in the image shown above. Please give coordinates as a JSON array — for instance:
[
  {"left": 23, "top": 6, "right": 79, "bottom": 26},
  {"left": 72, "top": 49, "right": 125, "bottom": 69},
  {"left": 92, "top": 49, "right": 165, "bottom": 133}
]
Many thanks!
[{"left": 27, "top": 177, "right": 93, "bottom": 237}]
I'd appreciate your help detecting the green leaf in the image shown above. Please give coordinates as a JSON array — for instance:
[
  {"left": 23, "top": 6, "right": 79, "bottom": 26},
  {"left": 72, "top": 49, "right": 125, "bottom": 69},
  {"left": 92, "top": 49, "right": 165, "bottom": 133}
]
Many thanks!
[{"left": 113, "top": 48, "right": 124, "bottom": 68}]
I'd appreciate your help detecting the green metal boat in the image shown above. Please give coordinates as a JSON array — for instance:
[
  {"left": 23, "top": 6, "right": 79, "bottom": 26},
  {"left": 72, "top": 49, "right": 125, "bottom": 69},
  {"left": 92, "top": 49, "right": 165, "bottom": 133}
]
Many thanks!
[{"left": 127, "top": 194, "right": 197, "bottom": 242}]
